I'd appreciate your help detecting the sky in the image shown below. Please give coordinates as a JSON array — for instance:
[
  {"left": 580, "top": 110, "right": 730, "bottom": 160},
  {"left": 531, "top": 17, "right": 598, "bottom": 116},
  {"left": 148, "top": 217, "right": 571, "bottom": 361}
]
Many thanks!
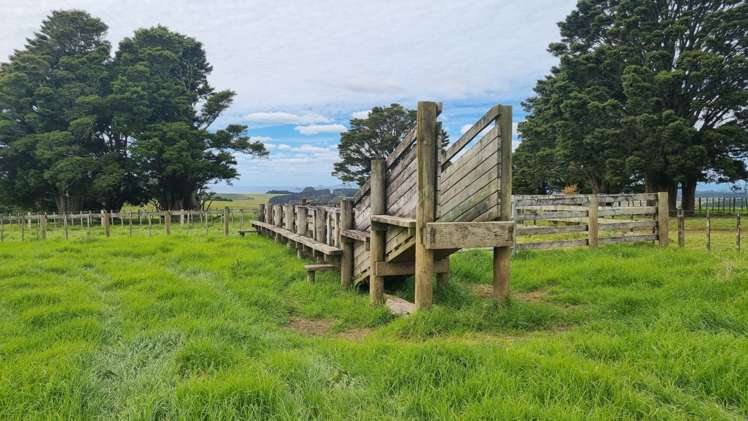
[{"left": 0, "top": 0, "right": 580, "bottom": 192}]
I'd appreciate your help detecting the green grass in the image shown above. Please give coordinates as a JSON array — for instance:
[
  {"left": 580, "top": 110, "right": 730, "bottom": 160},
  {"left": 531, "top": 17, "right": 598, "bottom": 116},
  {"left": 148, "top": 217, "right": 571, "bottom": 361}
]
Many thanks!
[{"left": 0, "top": 229, "right": 746, "bottom": 419}]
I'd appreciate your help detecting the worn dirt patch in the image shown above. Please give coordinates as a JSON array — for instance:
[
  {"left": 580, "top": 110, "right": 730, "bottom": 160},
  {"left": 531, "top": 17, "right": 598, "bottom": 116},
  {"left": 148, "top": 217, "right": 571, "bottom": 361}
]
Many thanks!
[
  {"left": 287, "top": 318, "right": 373, "bottom": 341},
  {"left": 337, "top": 328, "right": 373, "bottom": 341},
  {"left": 469, "top": 284, "right": 549, "bottom": 302},
  {"left": 287, "top": 318, "right": 336, "bottom": 335}
]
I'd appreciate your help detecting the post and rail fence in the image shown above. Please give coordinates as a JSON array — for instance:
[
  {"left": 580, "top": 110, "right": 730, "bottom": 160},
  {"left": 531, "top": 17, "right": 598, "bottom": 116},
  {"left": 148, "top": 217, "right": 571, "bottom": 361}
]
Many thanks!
[{"left": 0, "top": 207, "right": 255, "bottom": 241}]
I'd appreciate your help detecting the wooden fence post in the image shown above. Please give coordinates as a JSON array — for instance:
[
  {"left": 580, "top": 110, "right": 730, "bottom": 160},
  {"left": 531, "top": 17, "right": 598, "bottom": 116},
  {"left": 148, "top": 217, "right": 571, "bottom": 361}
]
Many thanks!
[
  {"left": 0, "top": 215, "right": 4, "bottom": 242},
  {"left": 165, "top": 211, "right": 171, "bottom": 235},
  {"left": 677, "top": 209, "right": 685, "bottom": 248},
  {"left": 657, "top": 191, "right": 669, "bottom": 247},
  {"left": 706, "top": 209, "right": 711, "bottom": 251},
  {"left": 737, "top": 212, "right": 741, "bottom": 252},
  {"left": 296, "top": 205, "right": 307, "bottom": 236},
  {"left": 415, "top": 101, "right": 439, "bottom": 310},
  {"left": 20, "top": 214, "right": 25, "bottom": 241},
  {"left": 369, "top": 159, "right": 387, "bottom": 305},
  {"left": 494, "top": 105, "right": 513, "bottom": 302},
  {"left": 315, "top": 208, "right": 327, "bottom": 242},
  {"left": 258, "top": 204, "right": 265, "bottom": 223},
  {"left": 147, "top": 212, "right": 152, "bottom": 236},
  {"left": 41, "top": 213, "right": 48, "bottom": 240},
  {"left": 223, "top": 207, "right": 229, "bottom": 237},
  {"left": 63, "top": 212, "right": 69, "bottom": 240},
  {"left": 340, "top": 199, "right": 354, "bottom": 288},
  {"left": 103, "top": 210, "right": 111, "bottom": 237},
  {"left": 588, "top": 195, "right": 599, "bottom": 248}
]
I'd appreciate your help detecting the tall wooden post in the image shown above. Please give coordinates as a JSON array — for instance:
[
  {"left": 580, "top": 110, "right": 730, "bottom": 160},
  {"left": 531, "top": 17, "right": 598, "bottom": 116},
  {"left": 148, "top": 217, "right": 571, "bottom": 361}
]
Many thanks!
[
  {"left": 315, "top": 208, "right": 327, "bottom": 242},
  {"left": 340, "top": 199, "right": 354, "bottom": 288},
  {"left": 369, "top": 159, "right": 386, "bottom": 305},
  {"left": 296, "top": 205, "right": 308, "bottom": 236},
  {"left": 20, "top": 214, "right": 25, "bottom": 241},
  {"left": 223, "top": 207, "right": 230, "bottom": 237},
  {"left": 415, "top": 101, "right": 439, "bottom": 310},
  {"left": 41, "top": 213, "right": 48, "bottom": 240},
  {"left": 63, "top": 212, "right": 69, "bottom": 240},
  {"left": 129, "top": 211, "right": 133, "bottom": 237},
  {"left": 588, "top": 195, "right": 599, "bottom": 248},
  {"left": 677, "top": 209, "right": 685, "bottom": 248},
  {"left": 494, "top": 105, "right": 513, "bottom": 302},
  {"left": 165, "top": 211, "right": 172, "bottom": 235},
  {"left": 102, "top": 210, "right": 111, "bottom": 237},
  {"left": 657, "top": 191, "right": 669, "bottom": 247}
]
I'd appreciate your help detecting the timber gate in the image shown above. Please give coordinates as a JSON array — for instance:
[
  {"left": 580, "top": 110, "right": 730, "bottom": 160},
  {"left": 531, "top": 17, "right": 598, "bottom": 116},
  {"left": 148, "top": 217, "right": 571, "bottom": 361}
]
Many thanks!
[{"left": 253, "top": 102, "right": 514, "bottom": 312}]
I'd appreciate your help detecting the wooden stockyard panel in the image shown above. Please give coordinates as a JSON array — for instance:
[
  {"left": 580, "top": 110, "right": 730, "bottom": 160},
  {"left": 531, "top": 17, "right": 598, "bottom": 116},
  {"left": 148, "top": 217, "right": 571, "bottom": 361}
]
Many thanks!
[
  {"left": 437, "top": 126, "right": 501, "bottom": 223},
  {"left": 385, "top": 145, "right": 417, "bottom": 218}
]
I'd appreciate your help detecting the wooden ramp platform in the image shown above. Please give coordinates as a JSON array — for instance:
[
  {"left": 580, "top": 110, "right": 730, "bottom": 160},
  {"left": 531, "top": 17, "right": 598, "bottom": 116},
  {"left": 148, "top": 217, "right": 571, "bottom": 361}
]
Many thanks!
[{"left": 250, "top": 102, "right": 515, "bottom": 313}]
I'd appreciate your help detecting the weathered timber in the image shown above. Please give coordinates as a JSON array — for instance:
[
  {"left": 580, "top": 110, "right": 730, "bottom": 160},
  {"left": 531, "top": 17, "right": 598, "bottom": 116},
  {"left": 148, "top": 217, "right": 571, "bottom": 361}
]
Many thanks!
[
  {"left": 371, "top": 215, "right": 416, "bottom": 229},
  {"left": 598, "top": 234, "right": 657, "bottom": 245},
  {"left": 443, "top": 104, "right": 501, "bottom": 164},
  {"left": 657, "top": 192, "right": 669, "bottom": 247},
  {"left": 304, "top": 263, "right": 336, "bottom": 283},
  {"left": 341, "top": 229, "right": 369, "bottom": 242},
  {"left": 516, "top": 224, "right": 588, "bottom": 235},
  {"left": 369, "top": 159, "right": 386, "bottom": 305},
  {"left": 251, "top": 221, "right": 342, "bottom": 255},
  {"left": 516, "top": 239, "right": 588, "bottom": 250},
  {"left": 415, "top": 101, "right": 439, "bottom": 310},
  {"left": 373, "top": 260, "right": 449, "bottom": 277},
  {"left": 588, "top": 195, "right": 599, "bottom": 248},
  {"left": 424, "top": 221, "right": 513, "bottom": 250},
  {"left": 340, "top": 199, "right": 354, "bottom": 288}
]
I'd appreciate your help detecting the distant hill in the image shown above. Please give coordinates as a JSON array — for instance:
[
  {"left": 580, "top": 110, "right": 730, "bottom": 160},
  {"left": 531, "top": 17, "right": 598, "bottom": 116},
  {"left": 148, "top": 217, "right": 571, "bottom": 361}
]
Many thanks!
[{"left": 268, "top": 187, "right": 357, "bottom": 205}]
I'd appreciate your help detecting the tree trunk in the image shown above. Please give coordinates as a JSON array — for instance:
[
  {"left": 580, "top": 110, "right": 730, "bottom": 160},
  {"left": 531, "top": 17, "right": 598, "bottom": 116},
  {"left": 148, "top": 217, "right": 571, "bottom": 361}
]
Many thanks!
[
  {"left": 682, "top": 178, "right": 697, "bottom": 216},
  {"left": 645, "top": 176, "right": 677, "bottom": 212}
]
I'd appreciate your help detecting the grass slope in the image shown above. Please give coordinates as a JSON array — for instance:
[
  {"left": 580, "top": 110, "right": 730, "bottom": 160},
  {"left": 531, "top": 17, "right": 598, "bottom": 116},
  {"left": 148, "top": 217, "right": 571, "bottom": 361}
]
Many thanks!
[{"left": 0, "top": 232, "right": 746, "bottom": 419}]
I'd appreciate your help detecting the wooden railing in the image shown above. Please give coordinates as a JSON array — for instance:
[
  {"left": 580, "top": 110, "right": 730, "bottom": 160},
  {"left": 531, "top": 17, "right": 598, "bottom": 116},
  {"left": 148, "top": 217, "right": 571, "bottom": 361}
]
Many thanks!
[{"left": 513, "top": 193, "right": 669, "bottom": 250}]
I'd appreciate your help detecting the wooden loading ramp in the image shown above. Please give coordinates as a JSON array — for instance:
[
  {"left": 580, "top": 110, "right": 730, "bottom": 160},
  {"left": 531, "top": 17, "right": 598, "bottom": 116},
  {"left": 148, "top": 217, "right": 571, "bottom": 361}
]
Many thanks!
[{"left": 252, "top": 102, "right": 514, "bottom": 313}]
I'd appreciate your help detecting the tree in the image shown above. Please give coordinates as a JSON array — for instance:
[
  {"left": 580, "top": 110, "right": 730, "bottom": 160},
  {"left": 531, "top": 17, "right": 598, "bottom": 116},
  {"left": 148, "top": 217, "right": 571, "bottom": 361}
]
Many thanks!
[
  {"left": 333, "top": 104, "right": 448, "bottom": 185},
  {"left": 515, "top": 0, "right": 748, "bottom": 211},
  {"left": 111, "top": 26, "right": 267, "bottom": 210},
  {"left": 0, "top": 10, "right": 120, "bottom": 211}
]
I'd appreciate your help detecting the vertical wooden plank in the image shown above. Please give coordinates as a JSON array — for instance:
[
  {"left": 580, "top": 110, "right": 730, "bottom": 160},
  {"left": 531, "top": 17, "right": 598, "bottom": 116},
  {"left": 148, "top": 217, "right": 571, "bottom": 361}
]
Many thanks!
[
  {"left": 340, "top": 199, "right": 354, "bottom": 288},
  {"left": 223, "top": 207, "right": 230, "bottom": 237},
  {"left": 86, "top": 212, "right": 91, "bottom": 238},
  {"left": 678, "top": 209, "right": 685, "bottom": 248},
  {"left": 129, "top": 211, "right": 133, "bottom": 237},
  {"left": 20, "top": 213, "right": 25, "bottom": 241},
  {"left": 657, "top": 191, "right": 669, "bottom": 247},
  {"left": 0, "top": 215, "right": 3, "bottom": 242},
  {"left": 494, "top": 105, "right": 512, "bottom": 302},
  {"left": 369, "top": 159, "right": 386, "bottom": 305},
  {"left": 588, "top": 195, "right": 599, "bottom": 248},
  {"left": 415, "top": 101, "right": 438, "bottom": 310},
  {"left": 63, "top": 212, "right": 69, "bottom": 240}
]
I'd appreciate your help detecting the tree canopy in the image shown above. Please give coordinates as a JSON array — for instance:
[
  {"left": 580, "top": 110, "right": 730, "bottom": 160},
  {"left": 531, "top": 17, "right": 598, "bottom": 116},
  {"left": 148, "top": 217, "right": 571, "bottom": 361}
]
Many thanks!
[
  {"left": 0, "top": 10, "right": 267, "bottom": 212},
  {"left": 514, "top": 0, "right": 748, "bottom": 211},
  {"left": 333, "top": 104, "right": 447, "bottom": 185}
]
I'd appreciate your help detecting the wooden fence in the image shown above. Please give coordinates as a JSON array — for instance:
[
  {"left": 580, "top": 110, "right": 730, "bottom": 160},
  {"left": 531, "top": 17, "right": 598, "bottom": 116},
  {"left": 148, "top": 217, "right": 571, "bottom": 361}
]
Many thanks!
[
  {"left": 0, "top": 208, "right": 253, "bottom": 241},
  {"left": 513, "top": 193, "right": 669, "bottom": 250},
  {"left": 253, "top": 102, "right": 514, "bottom": 313}
]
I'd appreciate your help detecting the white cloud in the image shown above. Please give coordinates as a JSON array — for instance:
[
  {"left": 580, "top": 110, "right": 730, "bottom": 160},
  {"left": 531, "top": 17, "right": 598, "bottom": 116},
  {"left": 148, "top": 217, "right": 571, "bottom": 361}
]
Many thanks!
[
  {"left": 295, "top": 124, "right": 347, "bottom": 135},
  {"left": 251, "top": 135, "right": 272, "bottom": 143},
  {"left": 0, "top": 1, "right": 574, "bottom": 112},
  {"left": 243, "top": 112, "right": 331, "bottom": 125},
  {"left": 351, "top": 110, "right": 371, "bottom": 119}
]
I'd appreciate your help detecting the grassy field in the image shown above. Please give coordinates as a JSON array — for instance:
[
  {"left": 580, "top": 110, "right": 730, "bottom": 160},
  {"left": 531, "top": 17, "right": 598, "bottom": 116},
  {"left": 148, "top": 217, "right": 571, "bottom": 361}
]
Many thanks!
[
  {"left": 0, "top": 222, "right": 746, "bottom": 419},
  {"left": 121, "top": 193, "right": 275, "bottom": 212}
]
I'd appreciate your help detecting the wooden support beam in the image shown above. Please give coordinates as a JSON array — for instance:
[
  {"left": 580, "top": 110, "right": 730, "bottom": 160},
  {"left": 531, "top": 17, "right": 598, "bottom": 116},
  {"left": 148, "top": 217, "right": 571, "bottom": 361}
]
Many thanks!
[
  {"left": 341, "top": 229, "right": 369, "bottom": 242},
  {"left": 374, "top": 260, "right": 448, "bottom": 277},
  {"left": 415, "top": 101, "right": 438, "bottom": 310},
  {"left": 258, "top": 204, "right": 266, "bottom": 222},
  {"left": 678, "top": 209, "right": 685, "bottom": 248},
  {"left": 494, "top": 105, "right": 512, "bottom": 302},
  {"left": 369, "top": 160, "right": 386, "bottom": 305},
  {"left": 424, "top": 221, "right": 513, "bottom": 250},
  {"left": 371, "top": 215, "right": 416, "bottom": 229},
  {"left": 223, "top": 207, "right": 229, "bottom": 237},
  {"left": 340, "top": 199, "right": 354, "bottom": 288}
]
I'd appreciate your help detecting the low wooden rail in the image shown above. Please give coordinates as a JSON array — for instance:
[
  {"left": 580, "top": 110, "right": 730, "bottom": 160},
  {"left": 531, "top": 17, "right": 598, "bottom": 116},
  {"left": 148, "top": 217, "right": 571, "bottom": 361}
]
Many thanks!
[{"left": 512, "top": 193, "right": 669, "bottom": 250}]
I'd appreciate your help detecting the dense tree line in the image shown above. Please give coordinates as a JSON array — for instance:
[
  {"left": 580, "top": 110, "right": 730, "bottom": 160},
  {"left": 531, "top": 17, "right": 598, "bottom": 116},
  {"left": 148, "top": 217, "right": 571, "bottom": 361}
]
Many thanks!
[
  {"left": 0, "top": 10, "right": 267, "bottom": 212},
  {"left": 514, "top": 0, "right": 748, "bottom": 212}
]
